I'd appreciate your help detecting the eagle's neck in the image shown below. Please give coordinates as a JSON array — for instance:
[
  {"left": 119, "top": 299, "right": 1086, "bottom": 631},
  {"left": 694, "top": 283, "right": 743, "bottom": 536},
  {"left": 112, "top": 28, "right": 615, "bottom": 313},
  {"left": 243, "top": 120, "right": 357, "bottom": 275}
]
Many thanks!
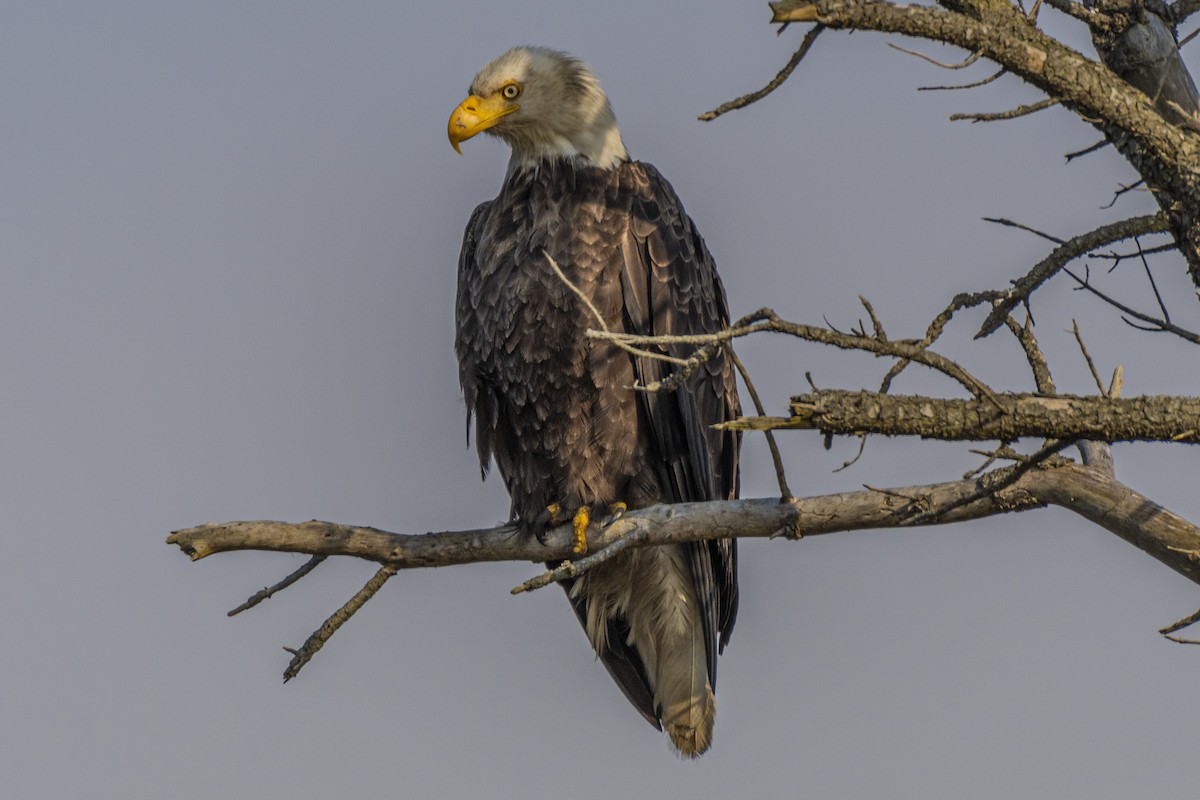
[{"left": 505, "top": 116, "right": 628, "bottom": 175}]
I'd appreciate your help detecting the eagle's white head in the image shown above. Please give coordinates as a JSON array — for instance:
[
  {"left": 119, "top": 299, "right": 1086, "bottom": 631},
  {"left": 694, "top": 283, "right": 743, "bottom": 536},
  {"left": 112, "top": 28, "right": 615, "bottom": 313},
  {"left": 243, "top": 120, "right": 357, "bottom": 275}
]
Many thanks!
[{"left": 448, "top": 46, "right": 629, "bottom": 172}]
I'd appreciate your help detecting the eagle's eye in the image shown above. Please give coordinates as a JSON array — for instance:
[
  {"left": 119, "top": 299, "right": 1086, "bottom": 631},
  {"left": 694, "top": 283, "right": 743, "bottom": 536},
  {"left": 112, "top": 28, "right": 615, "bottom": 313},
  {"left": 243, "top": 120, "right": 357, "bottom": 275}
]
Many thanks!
[{"left": 501, "top": 82, "right": 521, "bottom": 100}]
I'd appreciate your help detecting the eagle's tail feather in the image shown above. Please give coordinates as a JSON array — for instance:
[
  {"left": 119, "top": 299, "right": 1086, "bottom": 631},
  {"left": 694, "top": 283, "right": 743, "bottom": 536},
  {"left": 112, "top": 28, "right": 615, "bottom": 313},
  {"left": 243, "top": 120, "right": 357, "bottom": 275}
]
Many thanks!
[
  {"left": 575, "top": 544, "right": 717, "bottom": 757},
  {"left": 656, "top": 644, "right": 715, "bottom": 758},
  {"left": 630, "top": 544, "right": 715, "bottom": 758}
]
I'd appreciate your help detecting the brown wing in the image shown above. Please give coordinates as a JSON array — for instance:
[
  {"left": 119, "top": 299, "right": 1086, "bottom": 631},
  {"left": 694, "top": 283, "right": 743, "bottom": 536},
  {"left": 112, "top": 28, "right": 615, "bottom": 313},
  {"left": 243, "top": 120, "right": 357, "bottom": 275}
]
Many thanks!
[
  {"left": 455, "top": 199, "right": 496, "bottom": 477},
  {"left": 616, "top": 161, "right": 741, "bottom": 682}
]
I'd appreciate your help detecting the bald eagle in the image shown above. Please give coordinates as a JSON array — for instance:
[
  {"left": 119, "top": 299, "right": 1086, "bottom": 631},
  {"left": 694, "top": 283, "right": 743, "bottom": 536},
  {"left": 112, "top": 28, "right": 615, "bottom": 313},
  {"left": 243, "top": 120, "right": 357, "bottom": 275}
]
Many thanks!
[{"left": 449, "top": 46, "right": 740, "bottom": 757}]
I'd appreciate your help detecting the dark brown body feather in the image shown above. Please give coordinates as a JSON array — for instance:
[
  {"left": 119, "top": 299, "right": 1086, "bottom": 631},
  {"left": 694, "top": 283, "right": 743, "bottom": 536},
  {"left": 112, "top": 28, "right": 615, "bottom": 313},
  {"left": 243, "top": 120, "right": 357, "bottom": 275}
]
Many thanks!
[{"left": 456, "top": 158, "right": 739, "bottom": 749}]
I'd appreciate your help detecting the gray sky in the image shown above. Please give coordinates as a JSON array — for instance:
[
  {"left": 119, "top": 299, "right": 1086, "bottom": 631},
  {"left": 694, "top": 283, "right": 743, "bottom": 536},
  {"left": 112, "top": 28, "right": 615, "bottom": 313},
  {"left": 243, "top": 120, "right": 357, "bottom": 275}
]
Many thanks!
[{"left": 4, "top": 2, "right": 1199, "bottom": 798}]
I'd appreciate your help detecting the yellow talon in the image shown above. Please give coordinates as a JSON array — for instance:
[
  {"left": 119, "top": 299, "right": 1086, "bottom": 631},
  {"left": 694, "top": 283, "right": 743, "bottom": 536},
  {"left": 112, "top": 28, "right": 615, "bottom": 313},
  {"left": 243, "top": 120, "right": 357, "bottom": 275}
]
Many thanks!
[
  {"left": 572, "top": 506, "right": 591, "bottom": 555},
  {"left": 608, "top": 501, "right": 627, "bottom": 518},
  {"left": 546, "top": 502, "right": 562, "bottom": 525}
]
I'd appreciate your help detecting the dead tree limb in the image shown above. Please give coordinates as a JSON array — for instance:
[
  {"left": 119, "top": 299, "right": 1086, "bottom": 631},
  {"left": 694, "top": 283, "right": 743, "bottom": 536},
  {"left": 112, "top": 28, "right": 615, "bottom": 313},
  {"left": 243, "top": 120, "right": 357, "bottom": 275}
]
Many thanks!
[
  {"left": 976, "top": 213, "right": 1171, "bottom": 337},
  {"left": 168, "top": 461, "right": 1200, "bottom": 590},
  {"left": 721, "top": 390, "right": 1200, "bottom": 443}
]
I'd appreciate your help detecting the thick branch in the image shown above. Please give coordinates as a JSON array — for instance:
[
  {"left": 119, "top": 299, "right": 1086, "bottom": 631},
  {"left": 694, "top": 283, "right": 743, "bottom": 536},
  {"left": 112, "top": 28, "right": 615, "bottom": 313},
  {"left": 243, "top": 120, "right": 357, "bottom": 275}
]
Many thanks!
[
  {"left": 168, "top": 463, "right": 1200, "bottom": 588},
  {"left": 722, "top": 389, "right": 1200, "bottom": 443}
]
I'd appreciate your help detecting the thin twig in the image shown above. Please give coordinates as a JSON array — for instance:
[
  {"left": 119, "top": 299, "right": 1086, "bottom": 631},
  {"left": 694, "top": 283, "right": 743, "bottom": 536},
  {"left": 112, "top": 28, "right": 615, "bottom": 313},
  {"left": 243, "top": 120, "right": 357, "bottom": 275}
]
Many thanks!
[
  {"left": 1160, "top": 606, "right": 1200, "bottom": 634},
  {"left": 591, "top": 308, "right": 1001, "bottom": 404},
  {"left": 1065, "top": 138, "right": 1110, "bottom": 162},
  {"left": 1071, "top": 320, "right": 1106, "bottom": 394},
  {"left": 977, "top": 213, "right": 1170, "bottom": 338},
  {"left": 282, "top": 565, "right": 396, "bottom": 681},
  {"left": 513, "top": 524, "right": 649, "bottom": 594},
  {"left": 1103, "top": 180, "right": 1148, "bottom": 209},
  {"left": 699, "top": 25, "right": 824, "bottom": 121},
  {"left": 964, "top": 443, "right": 1017, "bottom": 478},
  {"left": 832, "top": 434, "right": 868, "bottom": 473},
  {"left": 228, "top": 555, "right": 327, "bottom": 616},
  {"left": 903, "top": 439, "right": 1074, "bottom": 526},
  {"left": 919, "top": 67, "right": 1007, "bottom": 92},
  {"left": 543, "top": 250, "right": 687, "bottom": 366},
  {"left": 1094, "top": 241, "right": 1176, "bottom": 268},
  {"left": 1161, "top": 634, "right": 1200, "bottom": 644},
  {"left": 859, "top": 295, "right": 887, "bottom": 340},
  {"left": 1137, "top": 239, "right": 1172, "bottom": 322},
  {"left": 887, "top": 43, "right": 981, "bottom": 69},
  {"left": 730, "top": 348, "right": 794, "bottom": 501},
  {"left": 881, "top": 291, "right": 1001, "bottom": 392},
  {"left": 1064, "top": 267, "right": 1200, "bottom": 344},
  {"left": 983, "top": 217, "right": 1065, "bottom": 244},
  {"left": 950, "top": 98, "right": 1058, "bottom": 122}
]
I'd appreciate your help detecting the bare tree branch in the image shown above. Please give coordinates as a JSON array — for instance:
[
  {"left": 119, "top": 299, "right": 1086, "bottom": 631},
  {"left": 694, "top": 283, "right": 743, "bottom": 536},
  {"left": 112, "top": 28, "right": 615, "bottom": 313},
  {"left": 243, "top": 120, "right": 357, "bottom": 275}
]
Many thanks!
[
  {"left": 918, "top": 66, "right": 1008, "bottom": 91},
  {"left": 699, "top": 25, "right": 824, "bottom": 121},
  {"left": 887, "top": 43, "right": 982, "bottom": 69},
  {"left": 984, "top": 216, "right": 1065, "bottom": 244},
  {"left": 723, "top": 390, "right": 1200, "bottom": 443},
  {"left": 1004, "top": 314, "right": 1057, "bottom": 393},
  {"left": 950, "top": 97, "right": 1059, "bottom": 122},
  {"left": 1071, "top": 319, "right": 1107, "bottom": 394},
  {"left": 881, "top": 291, "right": 1003, "bottom": 392},
  {"left": 591, "top": 308, "right": 1001, "bottom": 403},
  {"left": 1064, "top": 266, "right": 1200, "bottom": 343},
  {"left": 283, "top": 565, "right": 395, "bottom": 681},
  {"left": 902, "top": 438, "right": 1074, "bottom": 526},
  {"left": 228, "top": 555, "right": 326, "bottom": 616},
  {"left": 730, "top": 347, "right": 794, "bottom": 501},
  {"left": 1065, "top": 138, "right": 1110, "bottom": 161},
  {"left": 977, "top": 213, "right": 1171, "bottom": 337},
  {"left": 167, "top": 462, "right": 1200, "bottom": 591},
  {"left": 1160, "top": 605, "right": 1200, "bottom": 634}
]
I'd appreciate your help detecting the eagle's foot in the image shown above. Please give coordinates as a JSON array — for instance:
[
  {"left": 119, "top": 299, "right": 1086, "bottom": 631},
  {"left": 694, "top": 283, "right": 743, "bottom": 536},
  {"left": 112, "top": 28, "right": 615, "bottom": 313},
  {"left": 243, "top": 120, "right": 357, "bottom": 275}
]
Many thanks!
[
  {"left": 527, "top": 503, "right": 564, "bottom": 544},
  {"left": 572, "top": 506, "right": 591, "bottom": 555},
  {"left": 603, "top": 501, "right": 627, "bottom": 526}
]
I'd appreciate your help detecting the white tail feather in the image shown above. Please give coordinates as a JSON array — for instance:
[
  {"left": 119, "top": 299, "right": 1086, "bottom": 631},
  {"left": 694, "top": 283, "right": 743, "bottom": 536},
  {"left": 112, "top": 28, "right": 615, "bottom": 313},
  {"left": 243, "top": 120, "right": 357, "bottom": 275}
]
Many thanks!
[{"left": 574, "top": 544, "right": 716, "bottom": 757}]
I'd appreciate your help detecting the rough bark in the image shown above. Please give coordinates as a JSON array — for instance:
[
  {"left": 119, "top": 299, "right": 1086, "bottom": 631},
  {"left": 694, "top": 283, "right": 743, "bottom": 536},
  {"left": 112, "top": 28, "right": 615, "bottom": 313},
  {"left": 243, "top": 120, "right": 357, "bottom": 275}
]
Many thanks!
[{"left": 720, "top": 390, "right": 1200, "bottom": 443}]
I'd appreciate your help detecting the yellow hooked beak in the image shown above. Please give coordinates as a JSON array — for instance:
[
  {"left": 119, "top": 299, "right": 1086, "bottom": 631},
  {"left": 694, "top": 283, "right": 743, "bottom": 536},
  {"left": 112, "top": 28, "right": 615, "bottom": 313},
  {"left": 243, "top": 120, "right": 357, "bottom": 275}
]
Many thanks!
[{"left": 448, "top": 94, "right": 519, "bottom": 154}]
